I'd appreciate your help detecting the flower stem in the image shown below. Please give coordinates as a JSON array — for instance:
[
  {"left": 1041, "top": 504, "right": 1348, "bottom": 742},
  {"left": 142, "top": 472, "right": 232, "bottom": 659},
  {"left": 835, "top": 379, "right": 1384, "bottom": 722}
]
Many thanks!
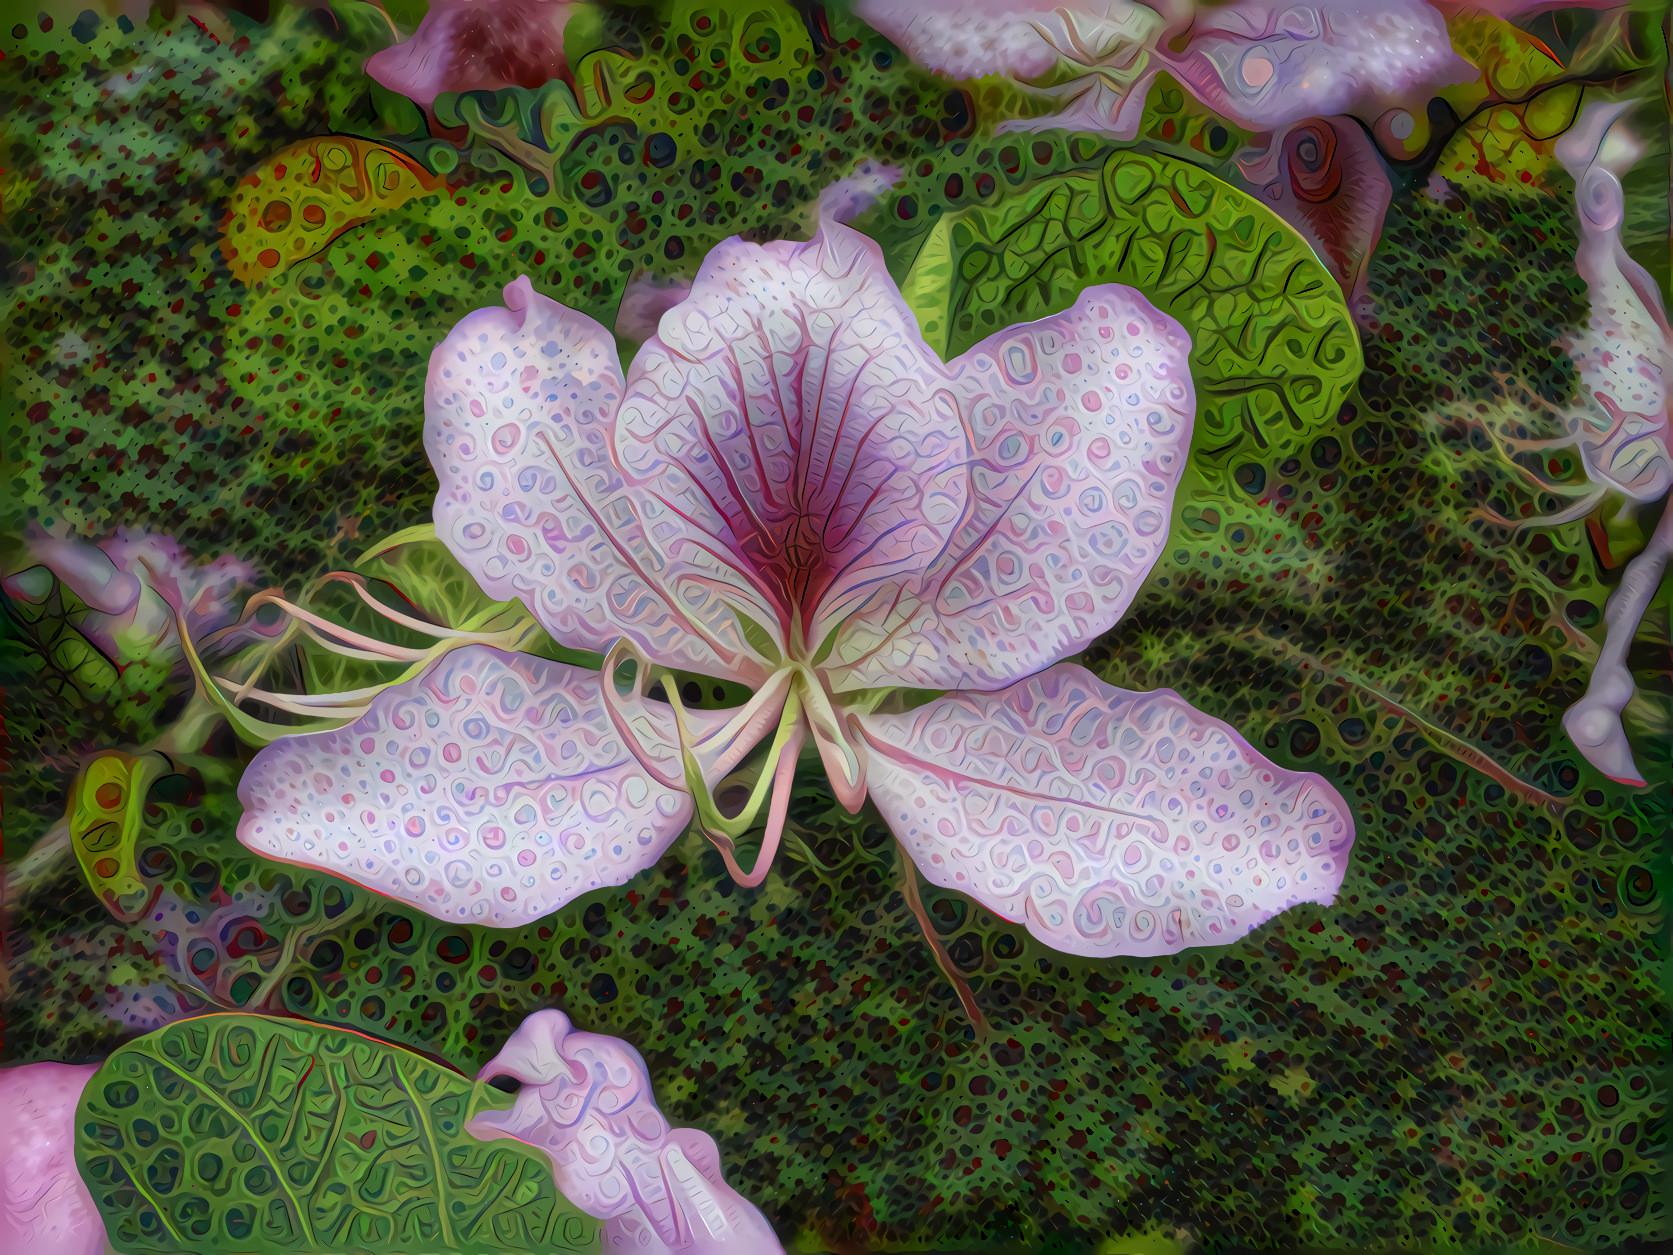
[{"left": 895, "top": 840, "right": 986, "bottom": 1038}]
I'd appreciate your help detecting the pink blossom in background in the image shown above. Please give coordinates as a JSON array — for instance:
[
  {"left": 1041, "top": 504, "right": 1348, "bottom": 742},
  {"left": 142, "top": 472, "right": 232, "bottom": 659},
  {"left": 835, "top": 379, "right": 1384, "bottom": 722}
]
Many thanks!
[
  {"left": 853, "top": 0, "right": 1166, "bottom": 82},
  {"left": 1156, "top": 0, "right": 1474, "bottom": 130},
  {"left": 366, "top": 0, "right": 575, "bottom": 111},
  {"left": 470, "top": 1010, "right": 783, "bottom": 1253},
  {"left": 1, "top": 526, "right": 253, "bottom": 667},
  {"left": 0, "top": 1063, "right": 106, "bottom": 1255},
  {"left": 1551, "top": 101, "right": 1673, "bottom": 789}
]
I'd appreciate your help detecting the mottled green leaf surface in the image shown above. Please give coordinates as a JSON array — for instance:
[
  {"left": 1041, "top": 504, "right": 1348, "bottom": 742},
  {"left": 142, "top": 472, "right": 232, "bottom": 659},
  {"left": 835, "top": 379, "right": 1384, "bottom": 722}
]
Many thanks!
[
  {"left": 75, "top": 1014, "right": 598, "bottom": 1253},
  {"left": 901, "top": 151, "right": 1362, "bottom": 469}
]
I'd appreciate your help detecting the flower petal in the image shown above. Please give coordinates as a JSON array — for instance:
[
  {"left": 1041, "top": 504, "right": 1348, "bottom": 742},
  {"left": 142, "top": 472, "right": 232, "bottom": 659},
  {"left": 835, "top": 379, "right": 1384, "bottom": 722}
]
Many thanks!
[
  {"left": 236, "top": 645, "right": 701, "bottom": 925},
  {"left": 470, "top": 1010, "right": 785, "bottom": 1253},
  {"left": 0, "top": 1063, "right": 106, "bottom": 1255},
  {"left": 1158, "top": 0, "right": 1472, "bottom": 130},
  {"left": 859, "top": 663, "right": 1354, "bottom": 957},
  {"left": 1554, "top": 101, "right": 1673, "bottom": 503},
  {"left": 822, "top": 285, "right": 1194, "bottom": 694},
  {"left": 853, "top": 0, "right": 1161, "bottom": 81},
  {"left": 427, "top": 276, "right": 776, "bottom": 684},
  {"left": 613, "top": 222, "right": 974, "bottom": 653},
  {"left": 365, "top": 0, "right": 573, "bottom": 111}
]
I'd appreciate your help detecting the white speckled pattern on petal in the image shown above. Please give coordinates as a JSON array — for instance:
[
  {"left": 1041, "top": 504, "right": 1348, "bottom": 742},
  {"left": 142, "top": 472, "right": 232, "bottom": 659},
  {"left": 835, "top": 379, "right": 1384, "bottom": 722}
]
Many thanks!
[
  {"left": 860, "top": 663, "right": 1355, "bottom": 957},
  {"left": 820, "top": 282, "right": 1195, "bottom": 694},
  {"left": 237, "top": 646, "right": 705, "bottom": 925},
  {"left": 427, "top": 278, "right": 777, "bottom": 686}
]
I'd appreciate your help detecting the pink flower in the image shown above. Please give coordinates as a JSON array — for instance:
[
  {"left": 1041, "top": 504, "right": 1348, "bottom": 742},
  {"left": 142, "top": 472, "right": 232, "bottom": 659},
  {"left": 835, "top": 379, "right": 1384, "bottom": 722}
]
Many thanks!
[
  {"left": 1154, "top": 0, "right": 1473, "bottom": 130},
  {"left": 2, "top": 526, "right": 252, "bottom": 668},
  {"left": 365, "top": 0, "right": 574, "bottom": 112},
  {"left": 1550, "top": 102, "right": 1673, "bottom": 788},
  {"left": 237, "top": 222, "right": 1354, "bottom": 958},
  {"left": 0, "top": 1063, "right": 106, "bottom": 1255},
  {"left": 470, "top": 1010, "right": 782, "bottom": 1253}
]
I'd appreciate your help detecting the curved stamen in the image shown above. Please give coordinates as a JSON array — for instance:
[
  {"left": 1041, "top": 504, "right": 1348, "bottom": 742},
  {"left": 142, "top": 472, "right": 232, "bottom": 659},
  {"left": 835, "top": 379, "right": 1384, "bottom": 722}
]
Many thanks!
[
  {"left": 701, "top": 722, "right": 807, "bottom": 888},
  {"left": 689, "top": 667, "right": 797, "bottom": 781},
  {"left": 169, "top": 598, "right": 352, "bottom": 745},
  {"left": 320, "top": 571, "right": 531, "bottom": 640},
  {"left": 666, "top": 682, "right": 803, "bottom": 843},
  {"left": 795, "top": 663, "right": 865, "bottom": 793},
  {"left": 184, "top": 606, "right": 538, "bottom": 748},
  {"left": 597, "top": 639, "right": 687, "bottom": 791}
]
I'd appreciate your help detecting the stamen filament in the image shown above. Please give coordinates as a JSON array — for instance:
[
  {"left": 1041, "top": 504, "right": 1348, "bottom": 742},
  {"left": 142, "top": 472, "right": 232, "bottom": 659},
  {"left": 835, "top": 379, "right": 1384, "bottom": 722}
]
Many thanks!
[
  {"left": 597, "top": 639, "right": 686, "bottom": 791},
  {"left": 703, "top": 721, "right": 806, "bottom": 887},
  {"left": 795, "top": 662, "right": 865, "bottom": 790},
  {"left": 667, "top": 683, "right": 804, "bottom": 842},
  {"left": 689, "top": 667, "right": 797, "bottom": 781},
  {"left": 324, "top": 571, "right": 526, "bottom": 641}
]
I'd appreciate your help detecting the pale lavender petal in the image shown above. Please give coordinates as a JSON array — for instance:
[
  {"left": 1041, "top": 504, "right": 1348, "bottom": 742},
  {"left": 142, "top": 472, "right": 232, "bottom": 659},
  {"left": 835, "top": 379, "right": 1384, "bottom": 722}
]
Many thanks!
[
  {"left": 614, "top": 222, "right": 974, "bottom": 652},
  {"left": 0, "top": 1063, "right": 106, "bottom": 1255},
  {"left": 427, "top": 277, "right": 777, "bottom": 684},
  {"left": 855, "top": 0, "right": 1161, "bottom": 81},
  {"left": 614, "top": 272, "right": 693, "bottom": 346},
  {"left": 1553, "top": 101, "right": 1673, "bottom": 503},
  {"left": 236, "top": 645, "right": 705, "bottom": 925},
  {"left": 366, "top": 0, "right": 574, "bottom": 111},
  {"left": 1159, "top": 0, "right": 1473, "bottom": 130},
  {"left": 859, "top": 664, "right": 1355, "bottom": 958},
  {"left": 470, "top": 1010, "right": 784, "bottom": 1253},
  {"left": 820, "top": 285, "right": 1194, "bottom": 694}
]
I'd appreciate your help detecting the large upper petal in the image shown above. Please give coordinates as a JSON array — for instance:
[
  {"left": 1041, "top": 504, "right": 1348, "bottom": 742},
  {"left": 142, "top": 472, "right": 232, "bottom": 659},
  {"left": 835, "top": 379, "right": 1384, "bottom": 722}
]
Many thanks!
[
  {"left": 237, "top": 645, "right": 706, "bottom": 926},
  {"left": 427, "top": 277, "right": 776, "bottom": 683},
  {"left": 613, "top": 223, "right": 973, "bottom": 649},
  {"left": 821, "top": 285, "right": 1195, "bottom": 694},
  {"left": 860, "top": 664, "right": 1354, "bottom": 958}
]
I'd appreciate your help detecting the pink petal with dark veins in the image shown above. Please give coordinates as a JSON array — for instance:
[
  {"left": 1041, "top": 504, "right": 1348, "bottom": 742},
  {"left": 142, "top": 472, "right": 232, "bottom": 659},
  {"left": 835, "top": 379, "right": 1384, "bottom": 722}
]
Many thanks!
[
  {"left": 427, "top": 277, "right": 777, "bottom": 685},
  {"left": 821, "top": 282, "right": 1194, "bottom": 694},
  {"left": 613, "top": 224, "right": 975, "bottom": 655}
]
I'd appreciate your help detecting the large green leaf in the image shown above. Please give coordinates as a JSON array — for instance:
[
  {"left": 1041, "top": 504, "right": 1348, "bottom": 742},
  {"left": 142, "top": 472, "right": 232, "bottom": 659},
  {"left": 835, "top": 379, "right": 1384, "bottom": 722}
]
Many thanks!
[
  {"left": 74, "top": 1015, "right": 598, "bottom": 1254},
  {"left": 900, "top": 150, "right": 1363, "bottom": 466}
]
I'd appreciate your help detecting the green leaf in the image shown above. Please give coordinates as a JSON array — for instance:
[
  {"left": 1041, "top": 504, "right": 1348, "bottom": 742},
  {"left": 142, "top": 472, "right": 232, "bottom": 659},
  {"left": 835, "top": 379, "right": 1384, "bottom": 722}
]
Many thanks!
[
  {"left": 899, "top": 150, "right": 1362, "bottom": 466},
  {"left": 67, "top": 750, "right": 170, "bottom": 922},
  {"left": 74, "top": 1014, "right": 600, "bottom": 1255}
]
